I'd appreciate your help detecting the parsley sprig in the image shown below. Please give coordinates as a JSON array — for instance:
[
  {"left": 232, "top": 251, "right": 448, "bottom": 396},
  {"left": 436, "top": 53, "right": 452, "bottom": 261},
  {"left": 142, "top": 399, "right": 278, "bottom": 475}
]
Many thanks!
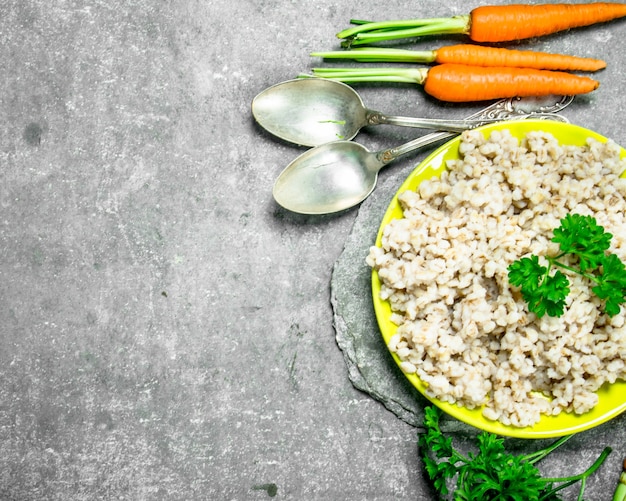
[
  {"left": 418, "top": 405, "right": 612, "bottom": 500},
  {"left": 507, "top": 214, "right": 626, "bottom": 318}
]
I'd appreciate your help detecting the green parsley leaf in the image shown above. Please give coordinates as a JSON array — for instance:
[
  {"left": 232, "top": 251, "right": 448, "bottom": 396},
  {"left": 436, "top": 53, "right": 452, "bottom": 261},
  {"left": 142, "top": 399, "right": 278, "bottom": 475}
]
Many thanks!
[
  {"left": 551, "top": 214, "right": 612, "bottom": 272},
  {"left": 508, "top": 214, "right": 626, "bottom": 317},
  {"left": 418, "top": 405, "right": 611, "bottom": 500},
  {"left": 592, "top": 254, "right": 626, "bottom": 317},
  {"left": 508, "top": 255, "right": 546, "bottom": 289}
]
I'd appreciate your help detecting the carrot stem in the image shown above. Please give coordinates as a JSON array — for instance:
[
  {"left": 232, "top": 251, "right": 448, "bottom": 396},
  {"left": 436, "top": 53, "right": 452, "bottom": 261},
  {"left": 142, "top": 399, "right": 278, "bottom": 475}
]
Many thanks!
[
  {"left": 308, "top": 67, "right": 428, "bottom": 84},
  {"left": 337, "top": 17, "right": 469, "bottom": 47},
  {"left": 311, "top": 48, "right": 437, "bottom": 63}
]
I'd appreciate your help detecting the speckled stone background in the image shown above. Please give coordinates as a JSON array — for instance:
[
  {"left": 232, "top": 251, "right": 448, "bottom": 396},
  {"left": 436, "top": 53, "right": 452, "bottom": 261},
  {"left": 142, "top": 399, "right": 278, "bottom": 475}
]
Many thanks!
[{"left": 1, "top": 0, "right": 625, "bottom": 499}]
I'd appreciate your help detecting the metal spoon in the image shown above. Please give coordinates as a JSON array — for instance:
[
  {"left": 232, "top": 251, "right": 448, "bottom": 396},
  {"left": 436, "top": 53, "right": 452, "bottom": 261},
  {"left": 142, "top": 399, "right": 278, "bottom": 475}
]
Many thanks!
[
  {"left": 273, "top": 95, "right": 573, "bottom": 215},
  {"left": 253, "top": 79, "right": 509, "bottom": 147}
]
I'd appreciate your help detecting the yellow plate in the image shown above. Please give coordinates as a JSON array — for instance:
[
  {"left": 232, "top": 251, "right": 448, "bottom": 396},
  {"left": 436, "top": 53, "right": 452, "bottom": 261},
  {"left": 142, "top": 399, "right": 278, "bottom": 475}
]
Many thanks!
[{"left": 372, "top": 119, "right": 626, "bottom": 438}]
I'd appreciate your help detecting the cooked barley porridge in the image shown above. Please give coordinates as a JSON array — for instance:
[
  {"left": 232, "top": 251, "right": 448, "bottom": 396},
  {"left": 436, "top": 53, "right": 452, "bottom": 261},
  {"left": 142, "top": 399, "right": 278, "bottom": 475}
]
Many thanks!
[{"left": 367, "top": 128, "right": 626, "bottom": 428}]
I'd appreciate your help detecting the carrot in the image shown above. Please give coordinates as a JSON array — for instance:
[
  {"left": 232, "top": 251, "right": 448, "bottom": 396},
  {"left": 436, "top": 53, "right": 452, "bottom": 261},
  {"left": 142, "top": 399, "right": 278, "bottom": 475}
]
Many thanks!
[
  {"left": 337, "top": 2, "right": 626, "bottom": 45},
  {"left": 306, "top": 64, "right": 600, "bottom": 102},
  {"left": 312, "top": 44, "right": 606, "bottom": 71},
  {"left": 424, "top": 64, "right": 599, "bottom": 101},
  {"left": 470, "top": 3, "right": 626, "bottom": 42}
]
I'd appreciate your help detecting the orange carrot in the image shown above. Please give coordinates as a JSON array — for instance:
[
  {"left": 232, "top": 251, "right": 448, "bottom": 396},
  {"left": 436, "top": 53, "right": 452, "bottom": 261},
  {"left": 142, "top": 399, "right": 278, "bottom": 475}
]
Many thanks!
[
  {"left": 423, "top": 64, "right": 599, "bottom": 102},
  {"left": 337, "top": 2, "right": 626, "bottom": 45},
  {"left": 470, "top": 3, "right": 626, "bottom": 42},
  {"left": 438, "top": 45, "right": 605, "bottom": 71},
  {"left": 312, "top": 44, "right": 606, "bottom": 71},
  {"left": 307, "top": 64, "right": 600, "bottom": 103}
]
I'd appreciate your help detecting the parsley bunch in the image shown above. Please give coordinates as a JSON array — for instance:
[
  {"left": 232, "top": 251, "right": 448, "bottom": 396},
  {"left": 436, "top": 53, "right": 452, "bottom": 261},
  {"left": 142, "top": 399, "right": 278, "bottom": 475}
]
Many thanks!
[
  {"left": 507, "top": 214, "right": 626, "bottom": 318},
  {"left": 418, "top": 406, "right": 611, "bottom": 501}
]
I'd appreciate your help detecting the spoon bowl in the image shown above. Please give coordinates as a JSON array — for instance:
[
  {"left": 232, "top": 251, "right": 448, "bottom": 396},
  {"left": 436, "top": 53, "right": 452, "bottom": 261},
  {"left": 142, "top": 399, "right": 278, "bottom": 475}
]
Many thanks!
[
  {"left": 253, "top": 79, "right": 366, "bottom": 146},
  {"left": 273, "top": 141, "right": 381, "bottom": 215}
]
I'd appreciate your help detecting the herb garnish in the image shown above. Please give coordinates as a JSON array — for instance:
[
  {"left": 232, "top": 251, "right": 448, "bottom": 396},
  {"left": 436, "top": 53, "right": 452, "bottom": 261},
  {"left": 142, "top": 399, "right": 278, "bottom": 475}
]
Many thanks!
[
  {"left": 419, "top": 405, "right": 611, "bottom": 500},
  {"left": 507, "top": 214, "right": 626, "bottom": 318}
]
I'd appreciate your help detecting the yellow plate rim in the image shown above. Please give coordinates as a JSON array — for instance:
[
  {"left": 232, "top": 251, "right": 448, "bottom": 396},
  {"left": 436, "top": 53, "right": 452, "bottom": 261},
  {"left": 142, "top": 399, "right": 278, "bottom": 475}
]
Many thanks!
[{"left": 372, "top": 119, "right": 626, "bottom": 438}]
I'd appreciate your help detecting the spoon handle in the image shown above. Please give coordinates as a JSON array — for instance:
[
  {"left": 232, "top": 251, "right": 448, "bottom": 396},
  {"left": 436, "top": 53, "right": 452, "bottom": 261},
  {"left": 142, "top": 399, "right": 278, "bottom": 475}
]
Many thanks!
[
  {"left": 369, "top": 111, "right": 499, "bottom": 132},
  {"left": 378, "top": 130, "right": 457, "bottom": 164}
]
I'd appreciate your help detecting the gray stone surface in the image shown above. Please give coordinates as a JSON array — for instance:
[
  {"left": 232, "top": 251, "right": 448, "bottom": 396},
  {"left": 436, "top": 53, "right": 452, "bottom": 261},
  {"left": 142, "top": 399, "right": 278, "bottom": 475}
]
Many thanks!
[{"left": 1, "top": 0, "right": 626, "bottom": 499}]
